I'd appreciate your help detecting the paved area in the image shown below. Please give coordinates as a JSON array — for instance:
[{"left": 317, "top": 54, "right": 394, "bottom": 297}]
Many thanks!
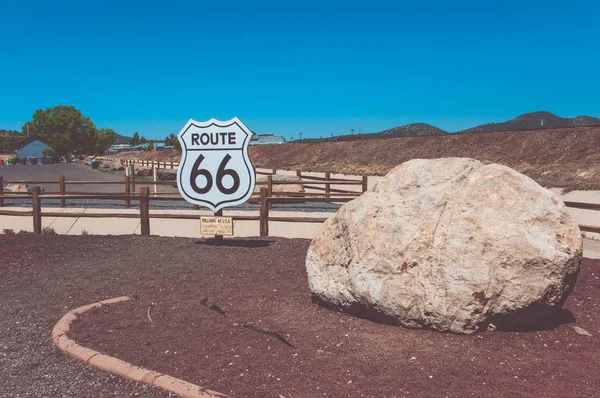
[{"left": 584, "top": 239, "right": 600, "bottom": 259}]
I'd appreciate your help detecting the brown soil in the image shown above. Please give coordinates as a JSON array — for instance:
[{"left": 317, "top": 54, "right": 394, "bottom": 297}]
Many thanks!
[
  {"left": 63, "top": 237, "right": 600, "bottom": 398},
  {"left": 110, "top": 127, "right": 600, "bottom": 191}
]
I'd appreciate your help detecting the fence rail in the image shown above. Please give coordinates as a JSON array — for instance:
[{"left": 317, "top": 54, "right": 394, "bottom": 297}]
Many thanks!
[
  {"left": 4, "top": 168, "right": 598, "bottom": 238},
  {"left": 0, "top": 166, "right": 368, "bottom": 237},
  {"left": 0, "top": 186, "right": 338, "bottom": 237}
]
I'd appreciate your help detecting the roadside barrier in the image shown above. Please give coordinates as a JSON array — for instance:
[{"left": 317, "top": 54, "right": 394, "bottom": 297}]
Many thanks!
[{"left": 0, "top": 171, "right": 367, "bottom": 237}]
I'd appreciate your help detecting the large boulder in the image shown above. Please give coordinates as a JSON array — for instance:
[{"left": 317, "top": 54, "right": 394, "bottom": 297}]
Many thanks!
[
  {"left": 83, "top": 156, "right": 95, "bottom": 166},
  {"left": 109, "top": 159, "right": 125, "bottom": 171},
  {"left": 157, "top": 169, "right": 177, "bottom": 181},
  {"left": 5, "top": 183, "right": 28, "bottom": 193},
  {"left": 306, "top": 158, "right": 582, "bottom": 334},
  {"left": 136, "top": 167, "right": 153, "bottom": 177},
  {"left": 5, "top": 184, "right": 44, "bottom": 193}
]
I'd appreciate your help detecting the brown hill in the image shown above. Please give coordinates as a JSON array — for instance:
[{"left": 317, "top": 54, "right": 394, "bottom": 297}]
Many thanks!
[
  {"left": 249, "top": 126, "right": 600, "bottom": 191},
  {"left": 459, "top": 111, "right": 600, "bottom": 133},
  {"left": 376, "top": 123, "right": 447, "bottom": 137}
]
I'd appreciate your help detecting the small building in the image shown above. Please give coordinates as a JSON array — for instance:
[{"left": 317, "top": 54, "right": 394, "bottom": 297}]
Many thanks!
[
  {"left": 107, "top": 144, "right": 131, "bottom": 153},
  {"left": 249, "top": 134, "right": 286, "bottom": 146},
  {"left": 14, "top": 137, "right": 49, "bottom": 160},
  {"left": 130, "top": 144, "right": 149, "bottom": 151}
]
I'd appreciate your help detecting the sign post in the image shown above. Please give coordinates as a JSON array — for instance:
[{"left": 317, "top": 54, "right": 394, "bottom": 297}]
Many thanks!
[{"left": 176, "top": 117, "right": 255, "bottom": 241}]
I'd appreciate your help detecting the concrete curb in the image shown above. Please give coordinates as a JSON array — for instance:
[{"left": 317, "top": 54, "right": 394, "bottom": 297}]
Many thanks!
[{"left": 51, "top": 296, "right": 227, "bottom": 398}]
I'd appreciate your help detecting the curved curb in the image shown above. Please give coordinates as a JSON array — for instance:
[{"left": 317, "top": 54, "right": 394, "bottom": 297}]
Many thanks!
[{"left": 51, "top": 296, "right": 227, "bottom": 398}]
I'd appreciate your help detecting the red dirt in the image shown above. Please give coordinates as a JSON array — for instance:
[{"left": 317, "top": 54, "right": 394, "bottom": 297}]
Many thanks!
[
  {"left": 111, "top": 127, "right": 600, "bottom": 191},
  {"left": 248, "top": 127, "right": 600, "bottom": 191},
  {"left": 68, "top": 238, "right": 600, "bottom": 398}
]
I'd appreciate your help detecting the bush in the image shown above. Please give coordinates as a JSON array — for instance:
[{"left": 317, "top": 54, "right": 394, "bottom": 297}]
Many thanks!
[
  {"left": 18, "top": 230, "right": 33, "bottom": 235},
  {"left": 2, "top": 229, "right": 15, "bottom": 235},
  {"left": 41, "top": 227, "right": 57, "bottom": 235},
  {"left": 81, "top": 229, "right": 90, "bottom": 235}
]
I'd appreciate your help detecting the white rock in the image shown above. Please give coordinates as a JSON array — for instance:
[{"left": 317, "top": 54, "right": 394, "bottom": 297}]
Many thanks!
[
  {"left": 254, "top": 175, "right": 304, "bottom": 195},
  {"left": 306, "top": 158, "right": 582, "bottom": 334}
]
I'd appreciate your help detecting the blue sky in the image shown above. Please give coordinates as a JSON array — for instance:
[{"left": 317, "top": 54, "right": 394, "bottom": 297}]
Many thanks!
[{"left": 1, "top": 0, "right": 599, "bottom": 140}]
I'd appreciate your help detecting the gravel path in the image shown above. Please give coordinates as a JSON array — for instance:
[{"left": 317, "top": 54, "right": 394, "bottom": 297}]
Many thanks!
[
  {"left": 0, "top": 236, "right": 176, "bottom": 397},
  {"left": 2, "top": 235, "right": 599, "bottom": 397}
]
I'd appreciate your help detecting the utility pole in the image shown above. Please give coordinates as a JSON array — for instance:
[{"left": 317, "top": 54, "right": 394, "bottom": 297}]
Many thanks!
[{"left": 299, "top": 132, "right": 303, "bottom": 141}]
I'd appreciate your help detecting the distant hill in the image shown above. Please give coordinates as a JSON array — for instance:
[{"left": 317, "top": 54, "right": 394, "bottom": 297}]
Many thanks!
[
  {"left": 458, "top": 111, "right": 600, "bottom": 133},
  {"left": 376, "top": 123, "right": 448, "bottom": 137}
]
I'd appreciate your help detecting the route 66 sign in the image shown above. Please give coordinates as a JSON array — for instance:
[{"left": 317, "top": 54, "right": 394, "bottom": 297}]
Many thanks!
[{"left": 176, "top": 117, "right": 255, "bottom": 212}]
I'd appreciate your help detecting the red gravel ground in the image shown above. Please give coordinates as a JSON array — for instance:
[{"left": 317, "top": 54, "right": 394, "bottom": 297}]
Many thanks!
[{"left": 63, "top": 238, "right": 600, "bottom": 398}]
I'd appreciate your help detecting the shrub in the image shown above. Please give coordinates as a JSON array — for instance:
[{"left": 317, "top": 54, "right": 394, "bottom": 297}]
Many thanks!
[
  {"left": 17, "top": 230, "right": 33, "bottom": 235},
  {"left": 81, "top": 229, "right": 90, "bottom": 235},
  {"left": 2, "top": 229, "right": 15, "bottom": 235},
  {"left": 41, "top": 227, "right": 57, "bottom": 235}
]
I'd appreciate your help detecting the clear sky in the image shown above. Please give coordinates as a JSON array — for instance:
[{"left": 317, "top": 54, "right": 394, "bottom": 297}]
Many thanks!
[{"left": 1, "top": 0, "right": 599, "bottom": 140}]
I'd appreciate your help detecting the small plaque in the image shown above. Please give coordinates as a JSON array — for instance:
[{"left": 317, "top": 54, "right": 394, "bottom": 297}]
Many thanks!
[{"left": 200, "top": 216, "right": 234, "bottom": 236}]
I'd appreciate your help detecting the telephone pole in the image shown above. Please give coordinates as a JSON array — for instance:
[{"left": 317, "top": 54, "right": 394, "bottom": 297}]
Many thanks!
[{"left": 299, "top": 132, "right": 303, "bottom": 141}]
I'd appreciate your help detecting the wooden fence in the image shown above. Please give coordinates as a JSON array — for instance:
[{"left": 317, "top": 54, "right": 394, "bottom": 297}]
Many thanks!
[
  {"left": 2, "top": 171, "right": 599, "bottom": 237},
  {"left": 0, "top": 171, "right": 367, "bottom": 237}
]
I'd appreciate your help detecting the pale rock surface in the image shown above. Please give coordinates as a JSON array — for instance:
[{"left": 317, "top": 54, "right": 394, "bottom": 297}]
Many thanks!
[
  {"left": 254, "top": 175, "right": 305, "bottom": 196},
  {"left": 5, "top": 183, "right": 29, "bottom": 193},
  {"left": 109, "top": 159, "right": 125, "bottom": 171},
  {"left": 5, "top": 183, "right": 44, "bottom": 193},
  {"left": 306, "top": 158, "right": 582, "bottom": 334}
]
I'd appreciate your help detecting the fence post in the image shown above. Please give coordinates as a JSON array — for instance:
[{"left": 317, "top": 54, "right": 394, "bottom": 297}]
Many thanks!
[
  {"left": 130, "top": 164, "right": 136, "bottom": 193},
  {"left": 214, "top": 208, "right": 224, "bottom": 243},
  {"left": 153, "top": 166, "right": 157, "bottom": 194},
  {"left": 267, "top": 175, "right": 273, "bottom": 210},
  {"left": 272, "top": 168, "right": 277, "bottom": 175},
  {"left": 163, "top": 161, "right": 167, "bottom": 169},
  {"left": 125, "top": 176, "right": 131, "bottom": 208},
  {"left": 362, "top": 175, "right": 368, "bottom": 193},
  {"left": 140, "top": 187, "right": 150, "bottom": 236},
  {"left": 170, "top": 161, "right": 174, "bottom": 169},
  {"left": 0, "top": 176, "right": 3, "bottom": 207},
  {"left": 32, "top": 186, "right": 42, "bottom": 235},
  {"left": 296, "top": 169, "right": 302, "bottom": 178},
  {"left": 59, "top": 176, "right": 66, "bottom": 207},
  {"left": 259, "top": 187, "right": 269, "bottom": 237},
  {"left": 325, "top": 172, "right": 331, "bottom": 195}
]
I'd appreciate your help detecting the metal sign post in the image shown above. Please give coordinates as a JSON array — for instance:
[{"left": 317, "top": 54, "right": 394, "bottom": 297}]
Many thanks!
[{"left": 176, "top": 117, "right": 255, "bottom": 241}]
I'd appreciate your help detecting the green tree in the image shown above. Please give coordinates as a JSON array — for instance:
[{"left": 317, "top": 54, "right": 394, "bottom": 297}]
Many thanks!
[
  {"left": 141, "top": 136, "right": 147, "bottom": 144},
  {"left": 145, "top": 142, "right": 155, "bottom": 152},
  {"left": 164, "top": 133, "right": 181, "bottom": 150},
  {"left": 25, "top": 105, "right": 98, "bottom": 156},
  {"left": 95, "top": 128, "right": 118, "bottom": 154},
  {"left": 130, "top": 132, "right": 140, "bottom": 146}
]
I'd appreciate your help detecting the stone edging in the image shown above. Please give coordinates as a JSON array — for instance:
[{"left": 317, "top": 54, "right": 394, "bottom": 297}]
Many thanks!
[{"left": 51, "top": 296, "right": 227, "bottom": 398}]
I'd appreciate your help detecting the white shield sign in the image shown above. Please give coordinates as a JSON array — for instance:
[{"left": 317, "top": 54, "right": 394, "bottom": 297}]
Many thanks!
[{"left": 177, "top": 117, "right": 255, "bottom": 212}]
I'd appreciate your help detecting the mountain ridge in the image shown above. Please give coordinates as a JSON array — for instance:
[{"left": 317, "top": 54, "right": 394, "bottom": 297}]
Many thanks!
[{"left": 456, "top": 111, "right": 600, "bottom": 134}]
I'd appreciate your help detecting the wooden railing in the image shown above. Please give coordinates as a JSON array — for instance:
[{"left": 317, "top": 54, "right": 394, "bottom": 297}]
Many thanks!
[
  {"left": 0, "top": 170, "right": 367, "bottom": 208},
  {"left": 0, "top": 185, "right": 360, "bottom": 237},
  {"left": 0, "top": 168, "right": 367, "bottom": 237}
]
